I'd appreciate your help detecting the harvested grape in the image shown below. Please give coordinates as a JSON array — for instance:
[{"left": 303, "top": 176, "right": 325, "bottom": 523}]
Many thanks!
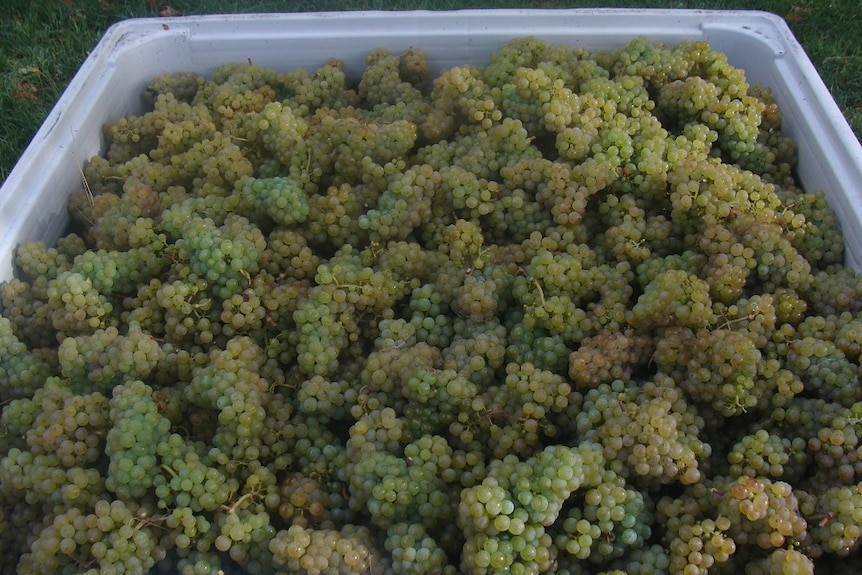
[{"left": 1, "top": 36, "right": 860, "bottom": 574}]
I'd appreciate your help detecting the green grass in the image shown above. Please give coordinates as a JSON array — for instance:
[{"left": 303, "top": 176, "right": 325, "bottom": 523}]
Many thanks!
[{"left": 1, "top": 0, "right": 860, "bottom": 185}]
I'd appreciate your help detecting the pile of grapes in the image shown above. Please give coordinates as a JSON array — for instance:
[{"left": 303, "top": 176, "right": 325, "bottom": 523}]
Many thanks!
[{"left": 2, "top": 35, "right": 862, "bottom": 575}]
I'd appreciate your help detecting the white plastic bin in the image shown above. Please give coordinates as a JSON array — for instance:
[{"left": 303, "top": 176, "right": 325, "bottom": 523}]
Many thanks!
[{"left": 1, "top": 9, "right": 861, "bottom": 280}]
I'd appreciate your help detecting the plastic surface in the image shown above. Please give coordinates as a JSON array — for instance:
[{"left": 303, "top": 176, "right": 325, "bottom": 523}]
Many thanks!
[{"left": 2, "top": 9, "right": 861, "bottom": 282}]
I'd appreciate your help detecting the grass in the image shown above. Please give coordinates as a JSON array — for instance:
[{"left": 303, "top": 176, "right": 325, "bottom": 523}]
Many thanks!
[{"left": 1, "top": 0, "right": 860, "bottom": 185}]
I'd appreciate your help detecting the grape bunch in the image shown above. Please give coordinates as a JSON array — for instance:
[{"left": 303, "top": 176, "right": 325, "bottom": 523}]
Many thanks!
[
  {"left": 17, "top": 498, "right": 161, "bottom": 575},
  {"left": 105, "top": 379, "right": 172, "bottom": 499},
  {"left": 0, "top": 316, "right": 50, "bottom": 399},
  {"left": 573, "top": 376, "right": 707, "bottom": 487}
]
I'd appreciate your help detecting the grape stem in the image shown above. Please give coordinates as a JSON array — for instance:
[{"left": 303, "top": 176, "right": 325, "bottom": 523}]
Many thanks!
[
  {"left": 65, "top": 551, "right": 95, "bottom": 569},
  {"left": 810, "top": 511, "right": 835, "bottom": 527},
  {"left": 223, "top": 490, "right": 258, "bottom": 514},
  {"left": 160, "top": 464, "right": 178, "bottom": 479},
  {"left": 516, "top": 267, "right": 546, "bottom": 306},
  {"left": 714, "top": 307, "right": 759, "bottom": 331}
]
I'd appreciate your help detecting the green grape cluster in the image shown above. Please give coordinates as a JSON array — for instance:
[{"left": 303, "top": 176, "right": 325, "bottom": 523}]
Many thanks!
[
  {"left": 785, "top": 336, "right": 861, "bottom": 407},
  {"left": 0, "top": 316, "right": 51, "bottom": 399},
  {"left": 296, "top": 375, "right": 352, "bottom": 423},
  {"left": 238, "top": 175, "right": 309, "bottom": 227},
  {"left": 609, "top": 37, "right": 696, "bottom": 86},
  {"left": 385, "top": 522, "right": 453, "bottom": 575},
  {"left": 45, "top": 270, "right": 115, "bottom": 337},
  {"left": 833, "top": 314, "right": 862, "bottom": 362},
  {"left": 180, "top": 214, "right": 266, "bottom": 301},
  {"left": 304, "top": 182, "right": 370, "bottom": 248},
  {"left": 434, "top": 216, "right": 488, "bottom": 269},
  {"left": 154, "top": 433, "right": 232, "bottom": 515},
  {"left": 556, "top": 466, "right": 653, "bottom": 563},
  {"left": 472, "top": 362, "right": 571, "bottom": 459},
  {"left": 429, "top": 64, "right": 502, "bottom": 131},
  {"left": 459, "top": 444, "right": 587, "bottom": 575},
  {"left": 14, "top": 238, "right": 75, "bottom": 282},
  {"left": 442, "top": 318, "right": 507, "bottom": 387},
  {"left": 500, "top": 64, "right": 579, "bottom": 135},
  {"left": 17, "top": 498, "right": 160, "bottom": 575},
  {"left": 0, "top": 447, "right": 87, "bottom": 507},
  {"left": 654, "top": 42, "right": 765, "bottom": 165},
  {"left": 628, "top": 269, "right": 713, "bottom": 330},
  {"left": 745, "top": 547, "right": 815, "bottom": 575},
  {"left": 192, "top": 62, "right": 282, "bottom": 131},
  {"left": 597, "top": 192, "right": 653, "bottom": 265},
  {"left": 784, "top": 188, "right": 845, "bottom": 267},
  {"left": 281, "top": 58, "right": 357, "bottom": 114},
  {"left": 402, "top": 367, "right": 477, "bottom": 437},
  {"left": 0, "top": 277, "right": 55, "bottom": 348},
  {"left": 351, "top": 449, "right": 450, "bottom": 530},
  {"left": 75, "top": 243, "right": 168, "bottom": 297},
  {"left": 728, "top": 429, "right": 810, "bottom": 482},
  {"left": 304, "top": 109, "right": 417, "bottom": 192},
  {"left": 293, "top": 293, "right": 349, "bottom": 377},
  {"left": 805, "top": 401, "right": 862, "bottom": 484},
  {"left": 57, "top": 321, "right": 162, "bottom": 393},
  {"left": 276, "top": 471, "right": 350, "bottom": 528},
  {"left": 715, "top": 475, "right": 807, "bottom": 550},
  {"left": 359, "top": 47, "right": 427, "bottom": 110},
  {"left": 807, "top": 481, "right": 862, "bottom": 557},
  {"left": 232, "top": 101, "right": 306, "bottom": 166},
  {"left": 314, "top": 244, "right": 414, "bottom": 314},
  {"left": 568, "top": 328, "right": 653, "bottom": 389},
  {"left": 82, "top": 179, "right": 163, "bottom": 252},
  {"left": 804, "top": 267, "right": 862, "bottom": 317},
  {"left": 0, "top": 379, "right": 108, "bottom": 510},
  {"left": 269, "top": 523, "right": 387, "bottom": 574},
  {"left": 361, "top": 338, "right": 440, "bottom": 403},
  {"left": 260, "top": 228, "right": 320, "bottom": 280},
  {"left": 436, "top": 168, "right": 499, "bottom": 228},
  {"left": 357, "top": 163, "right": 439, "bottom": 243},
  {"left": 184, "top": 337, "right": 269, "bottom": 464},
  {"left": 573, "top": 376, "right": 707, "bottom": 487},
  {"left": 137, "top": 277, "right": 208, "bottom": 344},
  {"left": 25, "top": 385, "right": 109, "bottom": 469},
  {"left": 173, "top": 549, "right": 225, "bottom": 575},
  {"left": 218, "top": 287, "right": 266, "bottom": 337},
  {"left": 506, "top": 315, "right": 570, "bottom": 374},
  {"left": 406, "top": 283, "right": 455, "bottom": 348},
  {"left": 666, "top": 515, "right": 735, "bottom": 575},
  {"left": 105, "top": 379, "right": 172, "bottom": 499},
  {"left": 5, "top": 35, "right": 862, "bottom": 575},
  {"left": 345, "top": 407, "right": 407, "bottom": 466},
  {"left": 275, "top": 409, "right": 342, "bottom": 480},
  {"left": 213, "top": 504, "right": 273, "bottom": 557}
]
